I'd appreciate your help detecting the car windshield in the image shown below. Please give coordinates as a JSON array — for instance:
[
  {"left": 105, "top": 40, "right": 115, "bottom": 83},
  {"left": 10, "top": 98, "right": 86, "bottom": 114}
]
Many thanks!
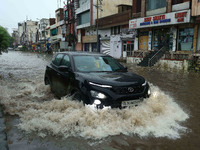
[{"left": 73, "top": 55, "right": 126, "bottom": 72}]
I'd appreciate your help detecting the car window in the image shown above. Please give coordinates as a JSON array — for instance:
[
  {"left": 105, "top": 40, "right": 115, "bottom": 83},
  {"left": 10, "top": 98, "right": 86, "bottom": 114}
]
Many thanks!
[
  {"left": 60, "top": 55, "right": 71, "bottom": 68},
  {"left": 52, "top": 54, "right": 63, "bottom": 66},
  {"left": 73, "top": 55, "right": 125, "bottom": 72}
]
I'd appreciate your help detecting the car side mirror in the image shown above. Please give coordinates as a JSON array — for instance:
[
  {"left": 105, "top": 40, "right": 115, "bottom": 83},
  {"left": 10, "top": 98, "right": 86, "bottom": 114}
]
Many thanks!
[{"left": 58, "top": 65, "right": 70, "bottom": 72}]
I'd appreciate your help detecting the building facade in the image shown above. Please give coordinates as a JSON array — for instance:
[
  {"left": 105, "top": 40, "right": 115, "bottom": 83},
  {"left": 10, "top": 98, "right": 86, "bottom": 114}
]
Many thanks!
[
  {"left": 98, "top": 3, "right": 133, "bottom": 59},
  {"left": 129, "top": 0, "right": 196, "bottom": 53},
  {"left": 18, "top": 20, "right": 38, "bottom": 50},
  {"left": 129, "top": 0, "right": 200, "bottom": 54},
  {"left": 50, "top": 8, "right": 68, "bottom": 52},
  {"left": 192, "top": 0, "right": 200, "bottom": 52},
  {"left": 34, "top": 18, "right": 50, "bottom": 51},
  {"left": 126, "top": 0, "right": 200, "bottom": 70},
  {"left": 75, "top": 0, "right": 133, "bottom": 58}
]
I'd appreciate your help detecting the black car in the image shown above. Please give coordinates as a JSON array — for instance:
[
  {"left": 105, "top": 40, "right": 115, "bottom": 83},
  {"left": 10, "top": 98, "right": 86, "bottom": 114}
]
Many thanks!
[{"left": 44, "top": 52, "right": 150, "bottom": 109}]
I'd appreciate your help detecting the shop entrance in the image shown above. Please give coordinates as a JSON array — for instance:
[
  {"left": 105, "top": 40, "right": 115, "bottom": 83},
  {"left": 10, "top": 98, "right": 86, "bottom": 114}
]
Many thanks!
[
  {"left": 153, "top": 28, "right": 172, "bottom": 50},
  {"left": 139, "top": 31, "right": 149, "bottom": 50},
  {"left": 123, "top": 41, "right": 134, "bottom": 57}
]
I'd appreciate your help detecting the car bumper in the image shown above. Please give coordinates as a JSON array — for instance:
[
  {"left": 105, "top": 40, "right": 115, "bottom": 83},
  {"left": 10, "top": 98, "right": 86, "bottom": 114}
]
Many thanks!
[{"left": 86, "top": 84, "right": 150, "bottom": 109}]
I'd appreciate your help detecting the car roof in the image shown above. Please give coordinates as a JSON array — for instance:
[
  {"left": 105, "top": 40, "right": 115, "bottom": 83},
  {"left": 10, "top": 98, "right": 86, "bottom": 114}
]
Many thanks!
[{"left": 57, "top": 51, "right": 109, "bottom": 57}]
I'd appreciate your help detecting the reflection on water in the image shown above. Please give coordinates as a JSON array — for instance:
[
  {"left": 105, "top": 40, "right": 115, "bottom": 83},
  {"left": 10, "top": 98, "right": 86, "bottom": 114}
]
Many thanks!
[{"left": 0, "top": 51, "right": 189, "bottom": 140}]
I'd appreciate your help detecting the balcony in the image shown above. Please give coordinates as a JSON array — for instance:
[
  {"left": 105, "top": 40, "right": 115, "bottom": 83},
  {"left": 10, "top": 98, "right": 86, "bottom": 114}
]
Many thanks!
[
  {"left": 98, "top": 10, "right": 132, "bottom": 29},
  {"left": 50, "top": 34, "right": 62, "bottom": 41}
]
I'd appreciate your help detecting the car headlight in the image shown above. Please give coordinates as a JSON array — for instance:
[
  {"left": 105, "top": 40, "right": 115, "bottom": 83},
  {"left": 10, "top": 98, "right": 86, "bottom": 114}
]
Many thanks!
[
  {"left": 90, "top": 90, "right": 107, "bottom": 99},
  {"left": 142, "top": 81, "right": 147, "bottom": 86},
  {"left": 89, "top": 82, "right": 112, "bottom": 88},
  {"left": 148, "top": 88, "right": 151, "bottom": 96}
]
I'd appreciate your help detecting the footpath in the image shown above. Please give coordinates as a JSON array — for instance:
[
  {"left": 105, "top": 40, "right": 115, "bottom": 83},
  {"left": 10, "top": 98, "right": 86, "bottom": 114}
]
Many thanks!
[{"left": 0, "top": 105, "right": 8, "bottom": 150}]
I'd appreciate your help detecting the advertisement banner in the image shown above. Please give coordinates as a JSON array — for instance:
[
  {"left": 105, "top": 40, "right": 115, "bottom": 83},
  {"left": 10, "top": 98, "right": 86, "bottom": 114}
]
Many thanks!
[{"left": 129, "top": 10, "right": 191, "bottom": 29}]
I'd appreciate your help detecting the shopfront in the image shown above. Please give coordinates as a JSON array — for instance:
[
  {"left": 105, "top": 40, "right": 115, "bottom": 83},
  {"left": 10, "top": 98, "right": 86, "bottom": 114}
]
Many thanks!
[
  {"left": 82, "top": 35, "right": 97, "bottom": 52},
  {"left": 153, "top": 28, "right": 173, "bottom": 51},
  {"left": 129, "top": 9, "right": 192, "bottom": 52},
  {"left": 123, "top": 40, "right": 134, "bottom": 57},
  {"left": 139, "top": 30, "right": 149, "bottom": 50},
  {"left": 178, "top": 27, "right": 194, "bottom": 51}
]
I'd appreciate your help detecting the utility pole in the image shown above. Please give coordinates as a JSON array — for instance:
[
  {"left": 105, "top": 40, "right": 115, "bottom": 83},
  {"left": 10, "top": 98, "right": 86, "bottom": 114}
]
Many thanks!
[
  {"left": 97, "top": 0, "right": 99, "bottom": 52},
  {"left": 64, "top": 0, "right": 77, "bottom": 51},
  {"left": 95, "top": 0, "right": 102, "bottom": 52}
]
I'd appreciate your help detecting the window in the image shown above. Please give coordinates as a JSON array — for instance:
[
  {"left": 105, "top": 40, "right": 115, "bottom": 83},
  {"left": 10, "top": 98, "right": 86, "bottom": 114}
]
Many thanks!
[
  {"left": 118, "top": 5, "right": 132, "bottom": 13},
  {"left": 123, "top": 41, "right": 134, "bottom": 57},
  {"left": 146, "top": 0, "right": 166, "bottom": 11},
  {"left": 73, "top": 56, "right": 125, "bottom": 72},
  {"left": 60, "top": 55, "right": 71, "bottom": 68},
  {"left": 136, "top": 0, "right": 141, "bottom": 13},
  {"left": 79, "top": 11, "right": 90, "bottom": 25},
  {"left": 53, "top": 54, "right": 63, "bottom": 66},
  {"left": 178, "top": 28, "right": 194, "bottom": 51},
  {"left": 51, "top": 28, "right": 57, "bottom": 36},
  {"left": 111, "top": 26, "right": 120, "bottom": 35}
]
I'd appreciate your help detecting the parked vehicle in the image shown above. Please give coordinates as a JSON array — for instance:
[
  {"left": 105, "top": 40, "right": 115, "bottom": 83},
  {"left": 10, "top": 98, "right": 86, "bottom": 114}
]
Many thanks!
[{"left": 44, "top": 52, "right": 150, "bottom": 109}]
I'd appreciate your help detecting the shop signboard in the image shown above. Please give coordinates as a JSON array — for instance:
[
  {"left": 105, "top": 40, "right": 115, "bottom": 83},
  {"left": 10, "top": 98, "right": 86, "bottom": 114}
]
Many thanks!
[{"left": 129, "top": 10, "right": 191, "bottom": 29}]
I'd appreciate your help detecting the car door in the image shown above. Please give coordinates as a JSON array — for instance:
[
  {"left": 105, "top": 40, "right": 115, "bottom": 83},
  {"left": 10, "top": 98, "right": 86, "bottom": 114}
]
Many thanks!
[
  {"left": 50, "top": 53, "right": 64, "bottom": 95},
  {"left": 56, "top": 54, "right": 71, "bottom": 97}
]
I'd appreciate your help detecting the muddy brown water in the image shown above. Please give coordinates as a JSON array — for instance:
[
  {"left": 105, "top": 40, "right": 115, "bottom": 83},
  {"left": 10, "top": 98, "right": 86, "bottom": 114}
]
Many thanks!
[{"left": 0, "top": 51, "right": 200, "bottom": 150}]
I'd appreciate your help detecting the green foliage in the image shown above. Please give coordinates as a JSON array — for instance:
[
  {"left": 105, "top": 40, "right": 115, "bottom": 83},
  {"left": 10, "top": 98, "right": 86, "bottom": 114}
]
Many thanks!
[{"left": 0, "top": 26, "right": 11, "bottom": 50}]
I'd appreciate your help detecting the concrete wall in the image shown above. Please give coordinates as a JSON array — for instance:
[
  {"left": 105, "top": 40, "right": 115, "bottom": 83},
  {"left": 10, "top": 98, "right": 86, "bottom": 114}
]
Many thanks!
[
  {"left": 110, "top": 35, "right": 122, "bottom": 59},
  {"left": 127, "top": 57, "right": 189, "bottom": 71},
  {"left": 172, "top": 1, "right": 190, "bottom": 12},
  {"left": 97, "top": 0, "right": 132, "bottom": 18},
  {"left": 192, "top": 0, "right": 200, "bottom": 16}
]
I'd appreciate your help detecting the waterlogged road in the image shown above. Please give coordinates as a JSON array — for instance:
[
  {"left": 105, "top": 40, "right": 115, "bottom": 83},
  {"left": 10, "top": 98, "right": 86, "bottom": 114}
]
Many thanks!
[{"left": 0, "top": 51, "right": 200, "bottom": 150}]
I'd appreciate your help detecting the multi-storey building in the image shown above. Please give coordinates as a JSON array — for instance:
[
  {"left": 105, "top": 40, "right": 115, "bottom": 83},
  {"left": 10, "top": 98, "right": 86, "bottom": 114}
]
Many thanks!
[
  {"left": 130, "top": 0, "right": 194, "bottom": 52},
  {"left": 34, "top": 18, "right": 50, "bottom": 51},
  {"left": 38, "top": 18, "right": 49, "bottom": 42},
  {"left": 18, "top": 20, "right": 38, "bottom": 50},
  {"left": 12, "top": 29, "right": 19, "bottom": 48},
  {"left": 97, "top": 0, "right": 133, "bottom": 58},
  {"left": 127, "top": 0, "right": 200, "bottom": 69},
  {"left": 75, "top": 0, "right": 97, "bottom": 51},
  {"left": 18, "top": 23, "right": 23, "bottom": 45},
  {"left": 50, "top": 8, "right": 68, "bottom": 52},
  {"left": 75, "top": 0, "right": 132, "bottom": 58}
]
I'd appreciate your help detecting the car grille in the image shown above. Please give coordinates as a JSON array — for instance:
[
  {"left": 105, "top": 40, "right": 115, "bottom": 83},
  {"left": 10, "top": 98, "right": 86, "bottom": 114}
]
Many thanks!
[{"left": 112, "top": 85, "right": 145, "bottom": 95}]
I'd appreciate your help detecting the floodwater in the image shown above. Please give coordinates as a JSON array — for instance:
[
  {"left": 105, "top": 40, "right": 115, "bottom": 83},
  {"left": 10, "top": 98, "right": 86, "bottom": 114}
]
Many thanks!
[{"left": 0, "top": 51, "right": 200, "bottom": 150}]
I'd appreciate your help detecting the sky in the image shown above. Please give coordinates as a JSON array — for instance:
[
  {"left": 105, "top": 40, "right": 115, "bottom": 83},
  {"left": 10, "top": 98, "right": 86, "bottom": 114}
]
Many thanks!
[{"left": 0, "top": 0, "right": 64, "bottom": 34}]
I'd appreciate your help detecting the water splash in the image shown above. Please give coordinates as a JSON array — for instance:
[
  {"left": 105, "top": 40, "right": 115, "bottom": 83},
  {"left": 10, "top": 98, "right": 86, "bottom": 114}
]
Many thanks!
[{"left": 0, "top": 79, "right": 189, "bottom": 140}]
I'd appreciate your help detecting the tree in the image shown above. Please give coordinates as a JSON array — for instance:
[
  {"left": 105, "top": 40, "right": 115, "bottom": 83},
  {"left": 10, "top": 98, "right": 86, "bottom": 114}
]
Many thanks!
[{"left": 0, "top": 26, "right": 11, "bottom": 54}]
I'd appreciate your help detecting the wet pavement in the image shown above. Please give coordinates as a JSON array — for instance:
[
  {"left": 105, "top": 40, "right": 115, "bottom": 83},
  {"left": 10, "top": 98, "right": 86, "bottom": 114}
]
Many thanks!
[
  {"left": 0, "top": 105, "right": 8, "bottom": 150},
  {"left": 0, "top": 51, "right": 200, "bottom": 150}
]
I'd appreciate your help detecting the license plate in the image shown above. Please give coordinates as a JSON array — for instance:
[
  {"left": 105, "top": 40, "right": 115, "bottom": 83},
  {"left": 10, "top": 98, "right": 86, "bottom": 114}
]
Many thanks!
[{"left": 121, "top": 99, "right": 142, "bottom": 108}]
